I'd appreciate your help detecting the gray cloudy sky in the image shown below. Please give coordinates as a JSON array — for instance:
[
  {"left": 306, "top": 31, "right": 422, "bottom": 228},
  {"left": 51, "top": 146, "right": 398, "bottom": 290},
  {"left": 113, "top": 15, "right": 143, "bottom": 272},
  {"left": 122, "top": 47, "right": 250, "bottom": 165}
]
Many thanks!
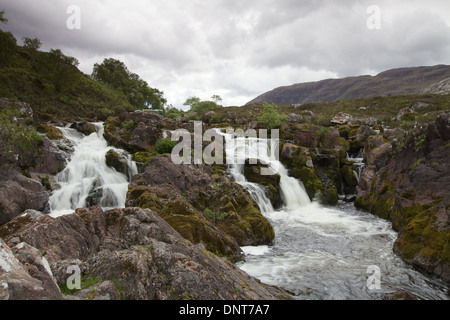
[{"left": 1, "top": 0, "right": 450, "bottom": 109}]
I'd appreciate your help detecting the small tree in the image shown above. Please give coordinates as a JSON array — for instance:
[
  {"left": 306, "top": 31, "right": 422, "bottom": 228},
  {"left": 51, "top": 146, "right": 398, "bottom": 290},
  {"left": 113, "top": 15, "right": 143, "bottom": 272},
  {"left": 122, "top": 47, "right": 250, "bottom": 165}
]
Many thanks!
[
  {"left": 48, "top": 48, "right": 80, "bottom": 91},
  {"left": 23, "top": 37, "right": 42, "bottom": 51},
  {"left": 0, "top": 107, "right": 43, "bottom": 168},
  {"left": 92, "top": 58, "right": 166, "bottom": 110},
  {"left": 165, "top": 105, "right": 185, "bottom": 120},
  {"left": 0, "top": 10, "right": 7, "bottom": 24},
  {"left": 258, "top": 102, "right": 287, "bottom": 130},
  {"left": 183, "top": 96, "right": 220, "bottom": 113},
  {"left": 156, "top": 138, "right": 177, "bottom": 154},
  {"left": 211, "top": 94, "right": 222, "bottom": 105},
  {"left": 23, "top": 37, "right": 42, "bottom": 65},
  {"left": 183, "top": 96, "right": 201, "bottom": 109},
  {"left": 0, "top": 30, "right": 16, "bottom": 68}
]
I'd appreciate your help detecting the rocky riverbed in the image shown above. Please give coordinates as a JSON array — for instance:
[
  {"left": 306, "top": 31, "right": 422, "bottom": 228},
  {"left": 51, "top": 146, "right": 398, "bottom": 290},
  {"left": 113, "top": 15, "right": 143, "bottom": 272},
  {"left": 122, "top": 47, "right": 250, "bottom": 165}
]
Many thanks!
[{"left": 0, "top": 97, "right": 449, "bottom": 299}]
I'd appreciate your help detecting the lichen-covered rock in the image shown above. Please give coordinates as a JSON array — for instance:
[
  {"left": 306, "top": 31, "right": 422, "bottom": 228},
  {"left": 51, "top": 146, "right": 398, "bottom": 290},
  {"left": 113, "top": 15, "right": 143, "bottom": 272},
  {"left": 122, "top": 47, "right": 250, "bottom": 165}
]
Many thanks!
[
  {"left": 341, "top": 164, "right": 358, "bottom": 194},
  {"left": 0, "top": 207, "right": 292, "bottom": 300}
]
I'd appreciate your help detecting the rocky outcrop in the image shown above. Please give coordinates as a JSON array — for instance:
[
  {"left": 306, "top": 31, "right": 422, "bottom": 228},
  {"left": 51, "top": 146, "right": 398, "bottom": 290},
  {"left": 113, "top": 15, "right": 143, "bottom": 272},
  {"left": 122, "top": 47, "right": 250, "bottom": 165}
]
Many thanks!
[
  {"left": 421, "top": 77, "right": 450, "bottom": 95},
  {"left": 126, "top": 155, "right": 275, "bottom": 260},
  {"left": 0, "top": 207, "right": 292, "bottom": 300},
  {"left": 392, "top": 102, "right": 431, "bottom": 122},
  {"left": 356, "top": 112, "right": 450, "bottom": 281}
]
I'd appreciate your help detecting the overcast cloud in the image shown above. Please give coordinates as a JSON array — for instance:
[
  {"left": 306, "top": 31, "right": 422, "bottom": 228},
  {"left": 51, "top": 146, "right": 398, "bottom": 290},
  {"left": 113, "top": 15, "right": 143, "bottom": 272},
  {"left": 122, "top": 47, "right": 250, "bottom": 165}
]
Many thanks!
[{"left": 1, "top": 0, "right": 450, "bottom": 109}]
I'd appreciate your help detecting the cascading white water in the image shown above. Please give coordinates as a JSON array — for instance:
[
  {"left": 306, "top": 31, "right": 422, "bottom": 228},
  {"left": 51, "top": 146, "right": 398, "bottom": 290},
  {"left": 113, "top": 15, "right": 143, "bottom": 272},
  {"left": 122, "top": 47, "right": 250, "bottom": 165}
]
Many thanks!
[
  {"left": 222, "top": 130, "right": 449, "bottom": 300},
  {"left": 223, "top": 133, "right": 310, "bottom": 212},
  {"left": 48, "top": 123, "right": 137, "bottom": 218},
  {"left": 347, "top": 150, "right": 366, "bottom": 183}
]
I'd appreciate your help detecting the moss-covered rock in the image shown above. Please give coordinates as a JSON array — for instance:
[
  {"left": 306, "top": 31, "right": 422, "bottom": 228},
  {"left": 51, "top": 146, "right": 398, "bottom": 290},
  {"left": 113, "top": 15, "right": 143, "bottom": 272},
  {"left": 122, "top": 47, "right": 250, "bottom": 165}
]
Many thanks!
[
  {"left": 35, "top": 123, "right": 63, "bottom": 140},
  {"left": 341, "top": 164, "right": 358, "bottom": 194},
  {"left": 126, "top": 155, "right": 275, "bottom": 261},
  {"left": 290, "top": 166, "right": 323, "bottom": 200},
  {"left": 132, "top": 151, "right": 158, "bottom": 172},
  {"left": 105, "top": 149, "right": 129, "bottom": 176},
  {"left": 321, "top": 181, "right": 339, "bottom": 205},
  {"left": 394, "top": 207, "right": 450, "bottom": 279}
]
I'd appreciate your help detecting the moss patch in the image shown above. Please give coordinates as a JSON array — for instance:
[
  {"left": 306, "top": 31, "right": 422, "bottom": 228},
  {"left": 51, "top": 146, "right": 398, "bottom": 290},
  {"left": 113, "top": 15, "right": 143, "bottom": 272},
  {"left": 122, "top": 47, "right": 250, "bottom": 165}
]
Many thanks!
[{"left": 395, "top": 208, "right": 450, "bottom": 270}]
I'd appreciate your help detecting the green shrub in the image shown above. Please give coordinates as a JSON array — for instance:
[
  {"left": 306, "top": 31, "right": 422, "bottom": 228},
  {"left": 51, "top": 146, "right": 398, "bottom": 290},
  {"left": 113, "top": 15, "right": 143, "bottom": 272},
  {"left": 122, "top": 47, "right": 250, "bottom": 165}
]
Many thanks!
[
  {"left": 402, "top": 113, "right": 416, "bottom": 122},
  {"left": 257, "top": 102, "right": 287, "bottom": 130},
  {"left": 316, "top": 127, "right": 330, "bottom": 135},
  {"left": 164, "top": 106, "right": 185, "bottom": 120},
  {"left": 0, "top": 106, "right": 43, "bottom": 167},
  {"left": 121, "top": 119, "right": 134, "bottom": 130},
  {"left": 156, "top": 138, "right": 177, "bottom": 154}
]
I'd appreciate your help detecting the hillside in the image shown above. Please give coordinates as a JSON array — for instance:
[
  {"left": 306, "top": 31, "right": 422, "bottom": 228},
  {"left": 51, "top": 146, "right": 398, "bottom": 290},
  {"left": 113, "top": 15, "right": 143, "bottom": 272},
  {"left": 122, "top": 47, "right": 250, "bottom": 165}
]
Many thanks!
[
  {"left": 0, "top": 33, "right": 135, "bottom": 122},
  {"left": 246, "top": 65, "right": 450, "bottom": 105}
]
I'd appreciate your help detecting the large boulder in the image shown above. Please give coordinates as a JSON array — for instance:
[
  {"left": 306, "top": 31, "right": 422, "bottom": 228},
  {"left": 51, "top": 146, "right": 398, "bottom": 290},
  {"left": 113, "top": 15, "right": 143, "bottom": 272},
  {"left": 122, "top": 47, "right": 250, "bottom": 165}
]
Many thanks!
[
  {"left": 331, "top": 112, "right": 358, "bottom": 126},
  {"left": 0, "top": 238, "right": 63, "bottom": 300},
  {"left": 0, "top": 207, "right": 292, "bottom": 300},
  {"left": 0, "top": 169, "right": 49, "bottom": 226},
  {"left": 70, "top": 122, "right": 96, "bottom": 136},
  {"left": 105, "top": 149, "right": 133, "bottom": 178},
  {"left": 29, "top": 137, "right": 66, "bottom": 175},
  {"left": 126, "top": 155, "right": 275, "bottom": 260}
]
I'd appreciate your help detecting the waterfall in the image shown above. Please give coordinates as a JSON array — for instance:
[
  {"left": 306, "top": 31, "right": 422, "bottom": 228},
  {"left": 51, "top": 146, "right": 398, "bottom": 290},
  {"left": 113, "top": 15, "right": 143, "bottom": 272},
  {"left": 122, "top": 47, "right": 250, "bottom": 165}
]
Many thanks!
[
  {"left": 222, "top": 131, "right": 310, "bottom": 213},
  {"left": 347, "top": 150, "right": 366, "bottom": 183},
  {"left": 48, "top": 123, "right": 137, "bottom": 218}
]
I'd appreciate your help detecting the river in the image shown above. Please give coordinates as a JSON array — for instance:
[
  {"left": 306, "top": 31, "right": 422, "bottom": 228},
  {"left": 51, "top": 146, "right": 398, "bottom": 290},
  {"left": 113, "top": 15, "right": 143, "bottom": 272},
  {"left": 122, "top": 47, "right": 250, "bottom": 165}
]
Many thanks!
[{"left": 47, "top": 125, "right": 449, "bottom": 299}]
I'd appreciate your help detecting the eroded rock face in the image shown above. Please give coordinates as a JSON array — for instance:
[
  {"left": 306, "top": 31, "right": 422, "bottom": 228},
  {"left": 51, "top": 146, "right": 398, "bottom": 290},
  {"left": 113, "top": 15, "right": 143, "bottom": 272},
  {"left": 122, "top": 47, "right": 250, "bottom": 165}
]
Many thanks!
[
  {"left": 126, "top": 155, "right": 275, "bottom": 260},
  {"left": 0, "top": 207, "right": 292, "bottom": 300}
]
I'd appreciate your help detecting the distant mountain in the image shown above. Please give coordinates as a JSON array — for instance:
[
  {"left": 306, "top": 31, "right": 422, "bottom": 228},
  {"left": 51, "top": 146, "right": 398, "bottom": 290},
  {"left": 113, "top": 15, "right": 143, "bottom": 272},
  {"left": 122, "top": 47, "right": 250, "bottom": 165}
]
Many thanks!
[{"left": 246, "top": 65, "right": 450, "bottom": 105}]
